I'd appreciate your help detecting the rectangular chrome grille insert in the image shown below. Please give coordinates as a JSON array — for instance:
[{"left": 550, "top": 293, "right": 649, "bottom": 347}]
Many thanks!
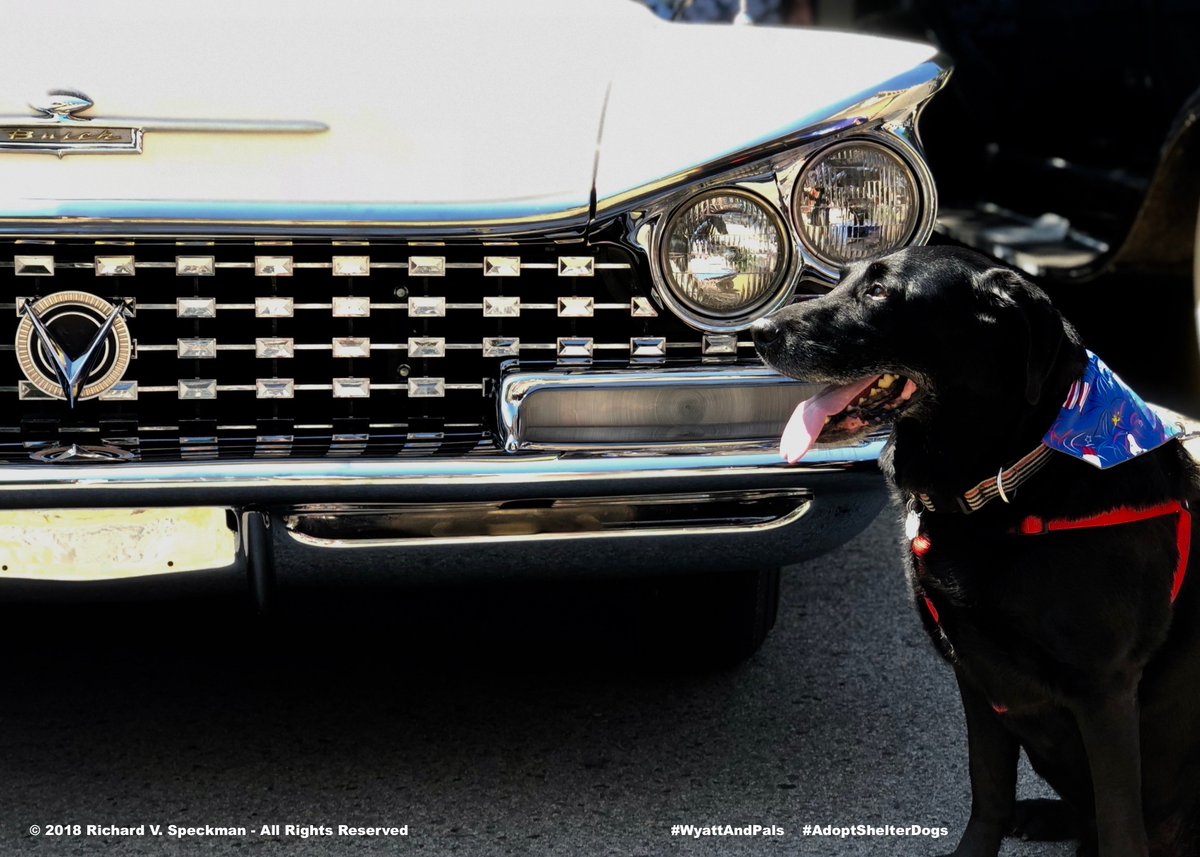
[
  {"left": 483, "top": 256, "right": 520, "bottom": 277},
  {"left": 557, "top": 337, "right": 593, "bottom": 362},
  {"left": 18, "top": 381, "right": 53, "bottom": 400},
  {"left": 14, "top": 255, "right": 54, "bottom": 276},
  {"left": 256, "top": 337, "right": 295, "bottom": 359},
  {"left": 408, "top": 296, "right": 445, "bottom": 317},
  {"left": 630, "top": 337, "right": 667, "bottom": 361},
  {"left": 332, "top": 337, "right": 371, "bottom": 358},
  {"left": 100, "top": 380, "right": 139, "bottom": 401},
  {"left": 332, "top": 377, "right": 371, "bottom": 398},
  {"left": 255, "top": 296, "right": 294, "bottom": 318},
  {"left": 631, "top": 296, "right": 658, "bottom": 317},
  {"left": 179, "top": 379, "right": 218, "bottom": 400},
  {"left": 557, "top": 296, "right": 594, "bottom": 318},
  {"left": 408, "top": 256, "right": 446, "bottom": 277},
  {"left": 407, "top": 337, "right": 445, "bottom": 358},
  {"left": 95, "top": 255, "right": 135, "bottom": 276},
  {"left": 332, "top": 296, "right": 371, "bottom": 317},
  {"left": 702, "top": 334, "right": 738, "bottom": 355},
  {"left": 483, "top": 337, "right": 519, "bottom": 358},
  {"left": 176, "top": 255, "right": 215, "bottom": 276},
  {"left": 483, "top": 296, "right": 520, "bottom": 318},
  {"left": 177, "top": 338, "right": 217, "bottom": 359},
  {"left": 177, "top": 297, "right": 216, "bottom": 318},
  {"left": 256, "top": 378, "right": 295, "bottom": 399},
  {"left": 558, "top": 256, "right": 594, "bottom": 277},
  {"left": 332, "top": 255, "right": 370, "bottom": 276},
  {"left": 255, "top": 256, "right": 293, "bottom": 277},
  {"left": 408, "top": 377, "right": 445, "bottom": 398}
]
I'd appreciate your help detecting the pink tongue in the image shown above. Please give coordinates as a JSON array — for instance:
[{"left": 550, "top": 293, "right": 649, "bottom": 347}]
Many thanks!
[{"left": 780, "top": 376, "right": 880, "bottom": 464}]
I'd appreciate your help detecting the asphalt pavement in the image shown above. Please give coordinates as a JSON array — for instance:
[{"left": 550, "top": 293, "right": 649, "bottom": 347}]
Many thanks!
[{"left": 0, "top": 508, "right": 1076, "bottom": 857}]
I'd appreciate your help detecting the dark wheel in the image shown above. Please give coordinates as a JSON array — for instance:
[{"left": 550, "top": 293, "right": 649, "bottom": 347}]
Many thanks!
[{"left": 636, "top": 566, "right": 781, "bottom": 666}]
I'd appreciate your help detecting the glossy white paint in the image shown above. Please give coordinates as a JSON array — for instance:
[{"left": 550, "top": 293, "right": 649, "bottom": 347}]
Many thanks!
[
  {"left": 597, "top": 21, "right": 938, "bottom": 207},
  {"left": 1, "top": 0, "right": 937, "bottom": 226}
]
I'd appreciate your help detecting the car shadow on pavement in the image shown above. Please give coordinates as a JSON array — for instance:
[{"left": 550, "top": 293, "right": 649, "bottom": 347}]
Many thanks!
[{"left": 0, "top": 513, "right": 1072, "bottom": 857}]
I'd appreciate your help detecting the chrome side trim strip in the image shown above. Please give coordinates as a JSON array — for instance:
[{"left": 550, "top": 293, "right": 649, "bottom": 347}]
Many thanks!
[{"left": 0, "top": 200, "right": 593, "bottom": 238}]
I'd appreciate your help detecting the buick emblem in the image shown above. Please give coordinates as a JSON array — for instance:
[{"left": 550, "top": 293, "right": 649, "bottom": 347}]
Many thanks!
[{"left": 15, "top": 291, "right": 132, "bottom": 407}]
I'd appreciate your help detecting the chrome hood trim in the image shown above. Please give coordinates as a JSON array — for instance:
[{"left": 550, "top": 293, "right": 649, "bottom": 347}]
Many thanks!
[{"left": 0, "top": 0, "right": 944, "bottom": 235}]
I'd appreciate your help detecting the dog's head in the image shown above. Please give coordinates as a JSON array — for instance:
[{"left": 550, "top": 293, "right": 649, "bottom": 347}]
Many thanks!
[{"left": 753, "top": 246, "right": 1081, "bottom": 463}]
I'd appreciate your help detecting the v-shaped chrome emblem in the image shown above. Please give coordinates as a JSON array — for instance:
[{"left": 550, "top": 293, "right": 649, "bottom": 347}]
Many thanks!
[{"left": 19, "top": 295, "right": 129, "bottom": 408}]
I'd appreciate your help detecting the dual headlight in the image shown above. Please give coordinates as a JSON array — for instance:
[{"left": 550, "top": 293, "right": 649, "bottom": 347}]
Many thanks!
[{"left": 659, "top": 139, "right": 921, "bottom": 322}]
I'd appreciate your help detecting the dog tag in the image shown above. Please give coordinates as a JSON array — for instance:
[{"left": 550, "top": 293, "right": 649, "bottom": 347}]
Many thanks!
[{"left": 905, "top": 509, "right": 921, "bottom": 540}]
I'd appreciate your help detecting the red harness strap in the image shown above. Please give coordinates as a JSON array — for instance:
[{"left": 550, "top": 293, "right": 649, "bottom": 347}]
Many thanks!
[
  {"left": 1011, "top": 500, "right": 1192, "bottom": 603},
  {"left": 912, "top": 500, "right": 1192, "bottom": 716}
]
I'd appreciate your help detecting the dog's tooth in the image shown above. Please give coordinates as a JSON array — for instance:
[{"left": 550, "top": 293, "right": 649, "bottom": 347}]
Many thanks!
[{"left": 878, "top": 374, "right": 895, "bottom": 389}]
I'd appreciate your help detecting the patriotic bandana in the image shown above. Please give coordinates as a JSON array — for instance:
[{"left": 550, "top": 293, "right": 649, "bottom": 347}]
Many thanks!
[{"left": 1043, "top": 350, "right": 1180, "bottom": 469}]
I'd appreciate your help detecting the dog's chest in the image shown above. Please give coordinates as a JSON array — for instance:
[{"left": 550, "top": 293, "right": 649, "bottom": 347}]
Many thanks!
[
  {"left": 904, "top": 505, "right": 1180, "bottom": 712},
  {"left": 904, "top": 515, "right": 1051, "bottom": 705}
]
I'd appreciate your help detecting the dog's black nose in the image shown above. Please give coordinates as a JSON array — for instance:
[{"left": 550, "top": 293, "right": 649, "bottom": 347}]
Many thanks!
[{"left": 751, "top": 315, "right": 781, "bottom": 346}]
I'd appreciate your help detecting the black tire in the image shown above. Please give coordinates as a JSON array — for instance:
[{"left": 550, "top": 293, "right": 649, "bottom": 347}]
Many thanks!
[{"left": 637, "top": 566, "right": 781, "bottom": 666}]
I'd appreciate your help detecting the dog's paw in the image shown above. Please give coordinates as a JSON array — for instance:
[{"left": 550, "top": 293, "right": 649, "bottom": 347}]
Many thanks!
[{"left": 1010, "top": 798, "right": 1081, "bottom": 841}]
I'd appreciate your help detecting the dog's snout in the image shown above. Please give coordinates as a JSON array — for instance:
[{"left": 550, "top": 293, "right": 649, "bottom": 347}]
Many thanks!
[{"left": 751, "top": 315, "right": 782, "bottom": 347}]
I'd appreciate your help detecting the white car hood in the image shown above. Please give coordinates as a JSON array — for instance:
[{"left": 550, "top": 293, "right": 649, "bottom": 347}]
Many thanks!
[{"left": 0, "top": 0, "right": 940, "bottom": 232}]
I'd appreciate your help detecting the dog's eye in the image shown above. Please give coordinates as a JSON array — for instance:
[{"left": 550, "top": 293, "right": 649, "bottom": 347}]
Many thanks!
[{"left": 865, "top": 284, "right": 888, "bottom": 301}]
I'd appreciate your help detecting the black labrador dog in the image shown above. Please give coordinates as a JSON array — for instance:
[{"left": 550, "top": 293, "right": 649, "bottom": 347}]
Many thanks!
[{"left": 752, "top": 246, "right": 1199, "bottom": 857}]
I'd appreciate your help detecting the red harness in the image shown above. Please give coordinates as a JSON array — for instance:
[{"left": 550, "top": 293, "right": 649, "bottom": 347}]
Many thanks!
[
  {"left": 912, "top": 500, "right": 1192, "bottom": 714},
  {"left": 1012, "top": 501, "right": 1192, "bottom": 603},
  {"left": 914, "top": 499, "right": 1191, "bottom": 614}
]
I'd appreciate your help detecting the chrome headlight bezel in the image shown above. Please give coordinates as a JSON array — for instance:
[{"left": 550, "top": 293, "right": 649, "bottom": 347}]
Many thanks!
[
  {"left": 790, "top": 138, "right": 922, "bottom": 269},
  {"left": 656, "top": 187, "right": 792, "bottom": 327},
  {"left": 628, "top": 128, "right": 937, "bottom": 333}
]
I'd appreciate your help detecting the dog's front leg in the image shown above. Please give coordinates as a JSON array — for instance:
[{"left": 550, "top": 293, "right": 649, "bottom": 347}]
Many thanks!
[
  {"left": 945, "top": 671, "right": 1018, "bottom": 857},
  {"left": 1070, "top": 689, "right": 1148, "bottom": 857}
]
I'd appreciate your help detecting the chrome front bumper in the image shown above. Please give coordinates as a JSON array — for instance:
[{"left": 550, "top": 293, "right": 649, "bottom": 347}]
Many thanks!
[
  {"left": 0, "top": 442, "right": 882, "bottom": 506},
  {"left": 0, "top": 365, "right": 889, "bottom": 587},
  {"left": 0, "top": 441, "right": 888, "bottom": 590}
]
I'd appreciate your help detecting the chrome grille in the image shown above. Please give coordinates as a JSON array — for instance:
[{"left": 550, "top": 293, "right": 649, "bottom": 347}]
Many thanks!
[{"left": 0, "top": 239, "right": 760, "bottom": 461}]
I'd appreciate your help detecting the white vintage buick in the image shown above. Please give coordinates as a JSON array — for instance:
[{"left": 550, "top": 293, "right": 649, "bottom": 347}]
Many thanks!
[{"left": 0, "top": 0, "right": 947, "bottom": 657}]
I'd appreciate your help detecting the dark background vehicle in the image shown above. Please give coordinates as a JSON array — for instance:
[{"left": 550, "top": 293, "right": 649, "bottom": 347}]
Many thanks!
[{"left": 847, "top": 0, "right": 1200, "bottom": 415}]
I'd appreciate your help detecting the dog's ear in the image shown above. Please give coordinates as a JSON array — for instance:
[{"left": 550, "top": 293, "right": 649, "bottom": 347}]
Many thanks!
[{"left": 975, "top": 268, "right": 1064, "bottom": 405}]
